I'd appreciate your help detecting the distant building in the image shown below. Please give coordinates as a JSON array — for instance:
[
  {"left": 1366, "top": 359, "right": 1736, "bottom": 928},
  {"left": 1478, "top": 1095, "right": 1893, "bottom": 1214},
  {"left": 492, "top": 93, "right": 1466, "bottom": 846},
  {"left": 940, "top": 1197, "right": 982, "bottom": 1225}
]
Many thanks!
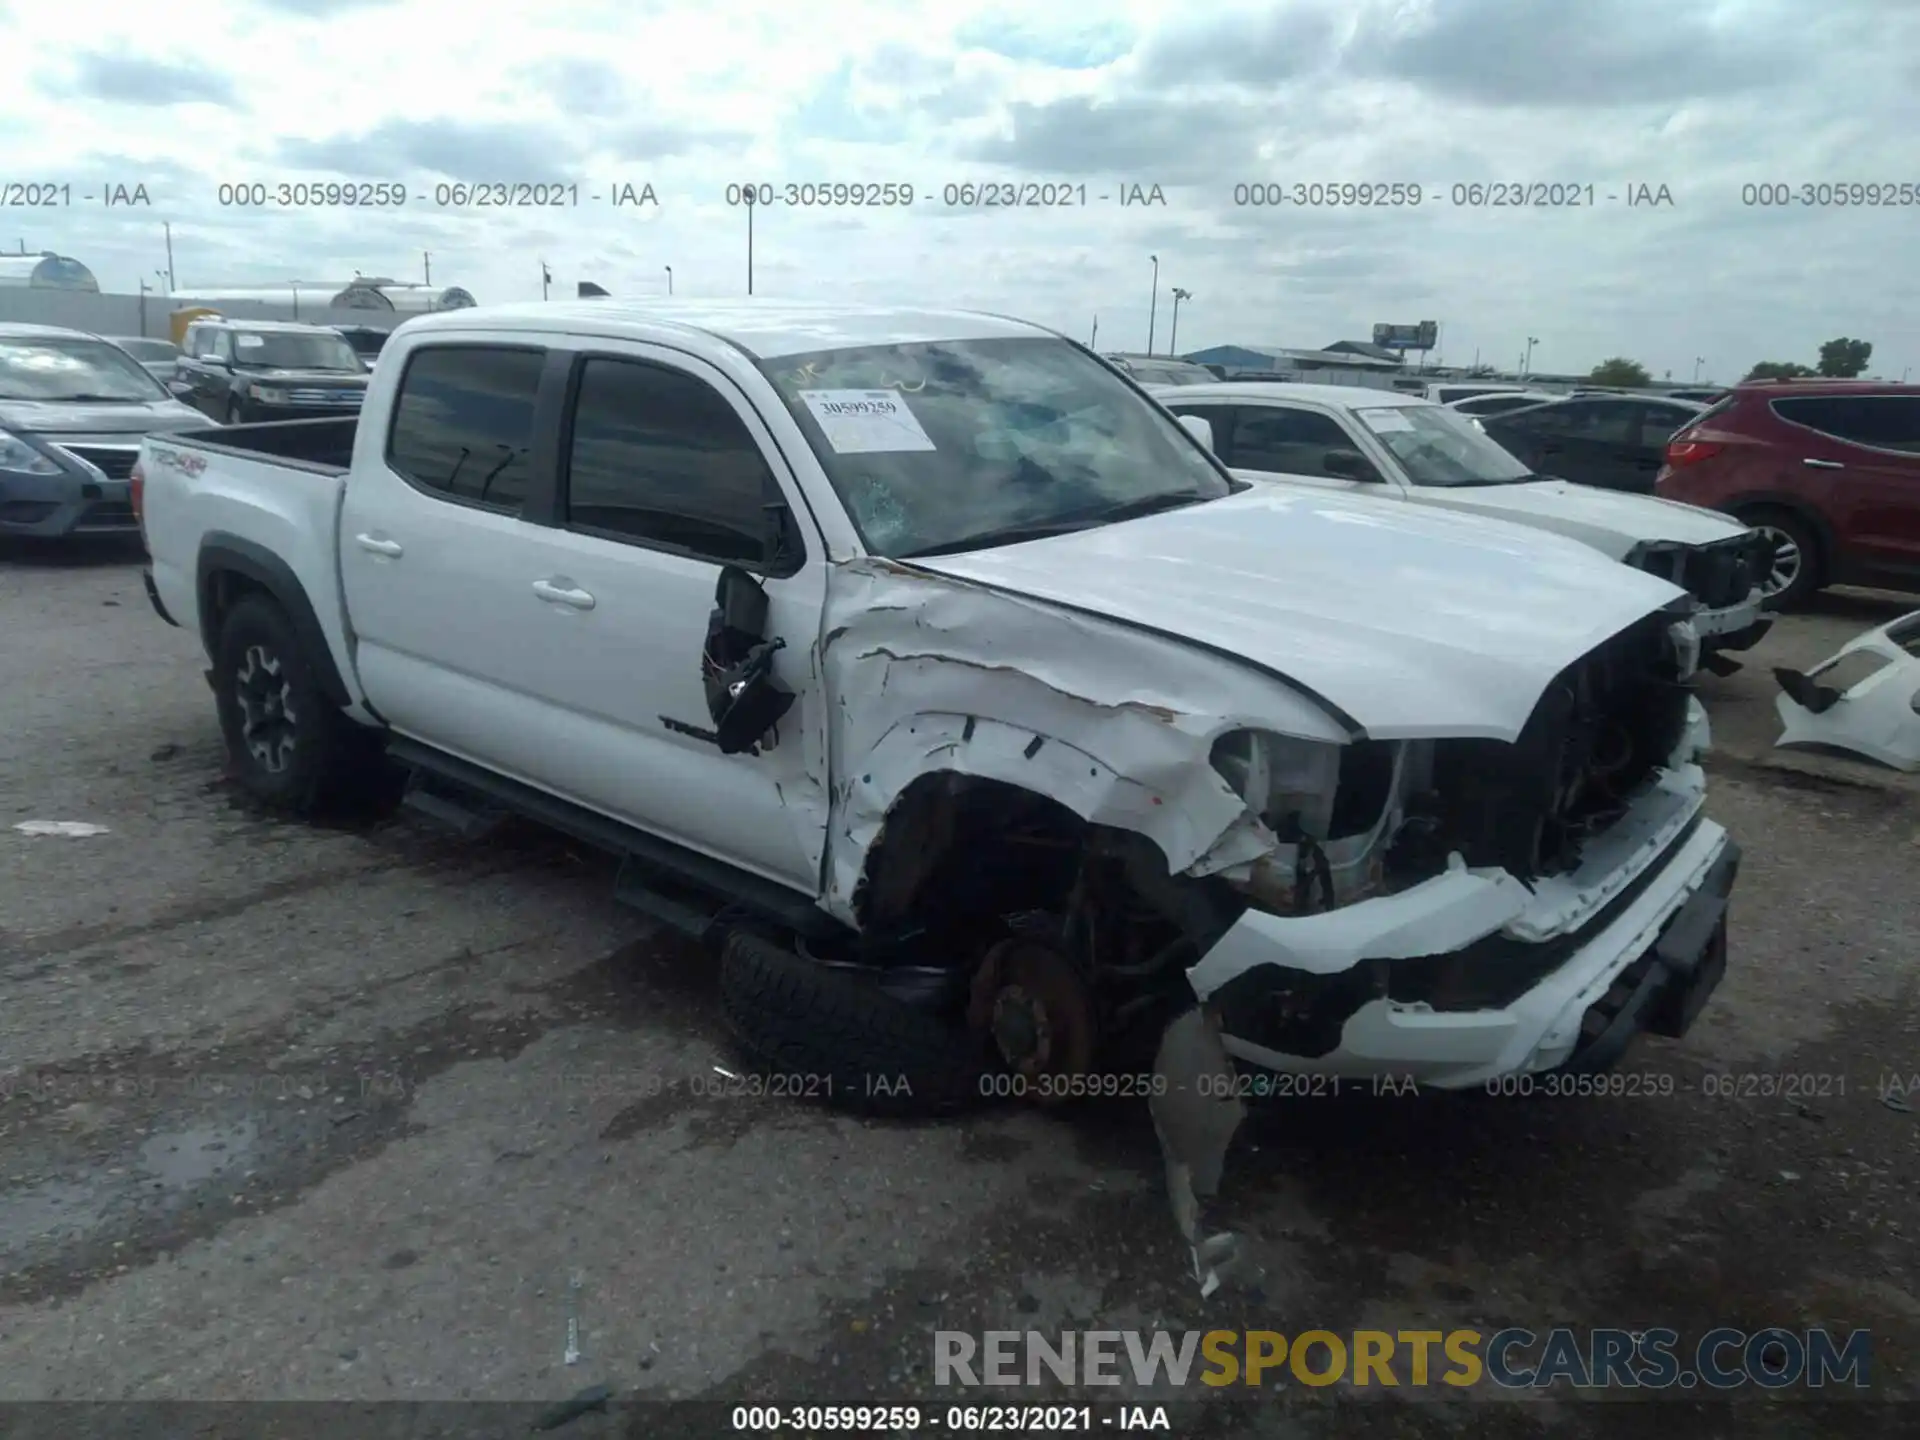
[
  {"left": 1322, "top": 339, "right": 1405, "bottom": 365},
  {"left": 166, "top": 278, "right": 476, "bottom": 320},
  {"left": 0, "top": 252, "right": 100, "bottom": 291}
]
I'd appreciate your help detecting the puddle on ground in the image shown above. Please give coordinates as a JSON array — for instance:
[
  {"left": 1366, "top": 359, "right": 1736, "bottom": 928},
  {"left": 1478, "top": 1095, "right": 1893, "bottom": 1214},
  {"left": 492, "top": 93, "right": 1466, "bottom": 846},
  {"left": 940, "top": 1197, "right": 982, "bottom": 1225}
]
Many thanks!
[
  {"left": 137, "top": 1119, "right": 259, "bottom": 1190},
  {"left": 0, "top": 1179, "right": 112, "bottom": 1250}
]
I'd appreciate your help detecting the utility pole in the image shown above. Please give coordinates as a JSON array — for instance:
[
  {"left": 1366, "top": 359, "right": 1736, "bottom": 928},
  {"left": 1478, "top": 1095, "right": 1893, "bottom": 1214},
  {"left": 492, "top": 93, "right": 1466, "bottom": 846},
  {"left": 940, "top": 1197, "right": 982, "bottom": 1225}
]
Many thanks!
[
  {"left": 541, "top": 261, "right": 551, "bottom": 300},
  {"left": 138, "top": 279, "right": 151, "bottom": 337},
  {"left": 745, "top": 188, "right": 756, "bottom": 295},
  {"left": 163, "top": 222, "right": 175, "bottom": 292},
  {"left": 1169, "top": 287, "right": 1191, "bottom": 354},
  {"left": 664, "top": 265, "right": 673, "bottom": 296},
  {"left": 1523, "top": 336, "right": 1539, "bottom": 375},
  {"left": 423, "top": 251, "right": 432, "bottom": 285},
  {"left": 1090, "top": 314, "right": 1098, "bottom": 347},
  {"left": 1146, "top": 255, "right": 1159, "bottom": 354}
]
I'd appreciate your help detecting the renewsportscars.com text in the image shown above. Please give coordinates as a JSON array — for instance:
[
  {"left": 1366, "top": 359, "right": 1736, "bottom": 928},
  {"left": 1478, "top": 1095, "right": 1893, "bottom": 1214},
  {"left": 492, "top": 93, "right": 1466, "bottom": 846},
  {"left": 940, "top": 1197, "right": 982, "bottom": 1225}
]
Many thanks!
[{"left": 934, "top": 1327, "right": 1871, "bottom": 1391}]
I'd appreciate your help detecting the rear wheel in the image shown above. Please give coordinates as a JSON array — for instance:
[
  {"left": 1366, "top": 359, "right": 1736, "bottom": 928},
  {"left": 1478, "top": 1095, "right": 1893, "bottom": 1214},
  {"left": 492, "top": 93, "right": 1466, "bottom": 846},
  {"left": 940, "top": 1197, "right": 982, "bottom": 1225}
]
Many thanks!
[
  {"left": 1741, "top": 509, "right": 1822, "bottom": 610},
  {"left": 213, "top": 594, "right": 367, "bottom": 813}
]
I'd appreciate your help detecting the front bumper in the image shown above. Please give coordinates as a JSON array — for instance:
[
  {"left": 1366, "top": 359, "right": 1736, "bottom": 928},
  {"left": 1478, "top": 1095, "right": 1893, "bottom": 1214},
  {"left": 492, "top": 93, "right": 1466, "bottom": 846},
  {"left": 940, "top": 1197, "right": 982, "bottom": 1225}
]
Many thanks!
[
  {"left": 1694, "top": 590, "right": 1771, "bottom": 650},
  {"left": 251, "top": 404, "right": 362, "bottom": 423},
  {"left": 0, "top": 471, "right": 137, "bottom": 537},
  {"left": 1187, "top": 765, "right": 1736, "bottom": 1088}
]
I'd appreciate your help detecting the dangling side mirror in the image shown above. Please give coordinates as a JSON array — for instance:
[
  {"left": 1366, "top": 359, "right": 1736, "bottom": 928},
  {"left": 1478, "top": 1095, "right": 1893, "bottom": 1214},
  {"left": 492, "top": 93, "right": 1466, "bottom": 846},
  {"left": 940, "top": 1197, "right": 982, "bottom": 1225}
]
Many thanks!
[{"left": 702, "top": 565, "right": 796, "bottom": 754}]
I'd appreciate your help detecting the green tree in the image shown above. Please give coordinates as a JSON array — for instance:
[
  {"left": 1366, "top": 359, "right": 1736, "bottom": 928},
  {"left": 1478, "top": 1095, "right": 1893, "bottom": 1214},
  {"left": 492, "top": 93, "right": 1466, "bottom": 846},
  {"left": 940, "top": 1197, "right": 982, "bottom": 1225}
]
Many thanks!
[
  {"left": 1744, "top": 360, "right": 1816, "bottom": 381},
  {"left": 1587, "top": 357, "right": 1651, "bottom": 387},
  {"left": 1816, "top": 337, "right": 1872, "bottom": 378}
]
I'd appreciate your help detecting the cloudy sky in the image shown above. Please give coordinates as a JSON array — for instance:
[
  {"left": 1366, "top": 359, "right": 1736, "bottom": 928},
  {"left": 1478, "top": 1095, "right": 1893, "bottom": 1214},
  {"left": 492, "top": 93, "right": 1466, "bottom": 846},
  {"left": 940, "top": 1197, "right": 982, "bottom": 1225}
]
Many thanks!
[{"left": 3, "top": 0, "right": 1915, "bottom": 381}]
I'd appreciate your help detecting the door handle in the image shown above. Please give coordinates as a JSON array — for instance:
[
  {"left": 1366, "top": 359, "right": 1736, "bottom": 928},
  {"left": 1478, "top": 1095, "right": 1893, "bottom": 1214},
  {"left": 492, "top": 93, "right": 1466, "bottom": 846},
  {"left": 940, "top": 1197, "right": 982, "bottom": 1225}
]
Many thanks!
[
  {"left": 354, "top": 534, "right": 403, "bottom": 557},
  {"left": 532, "top": 579, "right": 596, "bottom": 610},
  {"left": 1803, "top": 458, "right": 1843, "bottom": 470}
]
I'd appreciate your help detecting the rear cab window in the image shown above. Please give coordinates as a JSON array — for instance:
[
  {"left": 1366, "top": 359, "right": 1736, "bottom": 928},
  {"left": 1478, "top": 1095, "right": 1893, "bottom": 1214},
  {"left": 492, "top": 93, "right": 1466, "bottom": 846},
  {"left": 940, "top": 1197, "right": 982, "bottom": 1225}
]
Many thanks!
[{"left": 385, "top": 345, "right": 546, "bottom": 513}]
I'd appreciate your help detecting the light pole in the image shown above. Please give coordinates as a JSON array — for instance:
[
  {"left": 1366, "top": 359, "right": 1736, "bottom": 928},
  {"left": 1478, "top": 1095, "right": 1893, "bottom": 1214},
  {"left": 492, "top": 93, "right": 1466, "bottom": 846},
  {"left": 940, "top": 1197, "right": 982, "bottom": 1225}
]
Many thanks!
[
  {"left": 1694, "top": 356, "right": 1705, "bottom": 382},
  {"left": 1523, "top": 336, "right": 1539, "bottom": 375},
  {"left": 664, "top": 265, "right": 673, "bottom": 296},
  {"left": 423, "top": 251, "right": 432, "bottom": 285},
  {"left": 541, "top": 262, "right": 551, "bottom": 301},
  {"left": 740, "top": 181, "right": 757, "bottom": 295},
  {"left": 1169, "top": 287, "right": 1191, "bottom": 354},
  {"left": 1146, "top": 255, "right": 1160, "bottom": 354},
  {"left": 163, "top": 221, "right": 175, "bottom": 292},
  {"left": 138, "top": 278, "right": 151, "bottom": 337},
  {"left": 1090, "top": 314, "right": 1098, "bottom": 347}
]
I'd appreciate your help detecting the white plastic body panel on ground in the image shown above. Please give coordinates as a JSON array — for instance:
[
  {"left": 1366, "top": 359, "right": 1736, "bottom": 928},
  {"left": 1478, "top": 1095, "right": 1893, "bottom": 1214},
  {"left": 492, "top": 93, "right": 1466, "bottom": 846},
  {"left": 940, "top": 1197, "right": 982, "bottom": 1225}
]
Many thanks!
[{"left": 1774, "top": 610, "right": 1920, "bottom": 772}]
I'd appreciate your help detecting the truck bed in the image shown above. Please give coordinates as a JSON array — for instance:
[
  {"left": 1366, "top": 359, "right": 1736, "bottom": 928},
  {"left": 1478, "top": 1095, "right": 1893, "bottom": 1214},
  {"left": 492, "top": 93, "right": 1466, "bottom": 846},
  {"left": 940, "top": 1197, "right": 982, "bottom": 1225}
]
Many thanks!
[
  {"left": 165, "top": 416, "right": 360, "bottom": 474},
  {"left": 140, "top": 417, "right": 367, "bottom": 715}
]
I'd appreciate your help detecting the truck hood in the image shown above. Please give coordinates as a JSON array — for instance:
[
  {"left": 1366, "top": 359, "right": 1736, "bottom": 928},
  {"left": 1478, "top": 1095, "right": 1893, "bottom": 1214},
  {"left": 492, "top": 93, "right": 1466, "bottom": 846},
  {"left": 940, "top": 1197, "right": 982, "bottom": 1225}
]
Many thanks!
[
  {"left": 1405, "top": 479, "right": 1749, "bottom": 559},
  {"left": 907, "top": 486, "right": 1689, "bottom": 742},
  {"left": 0, "top": 396, "right": 207, "bottom": 435}
]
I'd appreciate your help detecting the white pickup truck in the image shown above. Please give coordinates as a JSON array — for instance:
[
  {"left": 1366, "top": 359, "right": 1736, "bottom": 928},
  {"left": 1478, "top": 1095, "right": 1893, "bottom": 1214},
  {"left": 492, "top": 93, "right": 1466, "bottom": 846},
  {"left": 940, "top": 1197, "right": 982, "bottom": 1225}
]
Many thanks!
[{"left": 135, "top": 299, "right": 1739, "bottom": 1121}]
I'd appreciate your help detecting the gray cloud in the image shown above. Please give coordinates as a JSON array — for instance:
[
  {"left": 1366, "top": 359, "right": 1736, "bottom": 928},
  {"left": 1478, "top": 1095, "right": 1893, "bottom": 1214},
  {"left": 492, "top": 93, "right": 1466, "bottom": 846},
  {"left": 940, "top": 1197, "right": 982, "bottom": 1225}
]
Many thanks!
[
  {"left": 968, "top": 96, "right": 1266, "bottom": 183},
  {"left": 1138, "top": 5, "right": 1343, "bottom": 88},
  {"left": 528, "top": 59, "right": 629, "bottom": 119},
  {"left": 606, "top": 121, "right": 749, "bottom": 161},
  {"left": 56, "top": 54, "right": 239, "bottom": 108},
  {"left": 1348, "top": 0, "right": 1794, "bottom": 108},
  {"left": 277, "top": 119, "right": 583, "bottom": 181}
]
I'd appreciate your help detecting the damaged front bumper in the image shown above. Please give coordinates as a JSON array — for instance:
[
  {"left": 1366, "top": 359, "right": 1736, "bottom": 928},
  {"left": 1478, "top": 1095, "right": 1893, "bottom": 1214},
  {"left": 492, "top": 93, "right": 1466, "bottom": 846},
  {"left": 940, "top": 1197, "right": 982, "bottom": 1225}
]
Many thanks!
[{"left": 1185, "top": 764, "right": 1736, "bottom": 1088}]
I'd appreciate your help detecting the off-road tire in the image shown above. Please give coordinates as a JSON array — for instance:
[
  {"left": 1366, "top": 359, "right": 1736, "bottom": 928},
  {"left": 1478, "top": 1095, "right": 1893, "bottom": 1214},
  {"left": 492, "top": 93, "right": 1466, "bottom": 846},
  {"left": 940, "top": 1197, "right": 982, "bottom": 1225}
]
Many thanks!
[
  {"left": 213, "top": 593, "right": 371, "bottom": 814},
  {"left": 718, "top": 929, "right": 994, "bottom": 1117}
]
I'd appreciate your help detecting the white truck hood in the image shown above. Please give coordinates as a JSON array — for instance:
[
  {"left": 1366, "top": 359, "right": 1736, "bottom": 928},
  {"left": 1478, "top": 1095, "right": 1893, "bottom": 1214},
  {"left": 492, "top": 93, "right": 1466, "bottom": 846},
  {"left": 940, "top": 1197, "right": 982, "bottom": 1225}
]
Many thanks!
[
  {"left": 908, "top": 485, "right": 1688, "bottom": 742},
  {"left": 1404, "top": 479, "right": 1748, "bottom": 559}
]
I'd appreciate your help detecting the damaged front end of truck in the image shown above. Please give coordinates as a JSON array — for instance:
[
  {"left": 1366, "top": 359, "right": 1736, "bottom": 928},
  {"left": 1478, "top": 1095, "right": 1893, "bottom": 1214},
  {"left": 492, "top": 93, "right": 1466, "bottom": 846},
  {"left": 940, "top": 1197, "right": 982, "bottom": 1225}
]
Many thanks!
[{"left": 727, "top": 542, "right": 1736, "bottom": 1293}]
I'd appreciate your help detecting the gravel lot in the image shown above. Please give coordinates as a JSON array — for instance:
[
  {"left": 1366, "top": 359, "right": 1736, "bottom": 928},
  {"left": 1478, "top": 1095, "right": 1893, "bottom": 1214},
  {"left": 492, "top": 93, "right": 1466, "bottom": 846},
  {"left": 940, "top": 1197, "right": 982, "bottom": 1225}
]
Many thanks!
[{"left": 0, "top": 539, "right": 1914, "bottom": 1439}]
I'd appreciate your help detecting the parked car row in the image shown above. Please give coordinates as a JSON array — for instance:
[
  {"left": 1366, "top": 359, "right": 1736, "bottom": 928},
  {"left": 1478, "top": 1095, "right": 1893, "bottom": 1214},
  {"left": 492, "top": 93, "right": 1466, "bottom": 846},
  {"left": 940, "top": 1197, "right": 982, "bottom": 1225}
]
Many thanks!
[
  {"left": 129, "top": 298, "right": 1741, "bottom": 1117},
  {"left": 1150, "top": 382, "right": 1773, "bottom": 662},
  {"left": 0, "top": 319, "right": 380, "bottom": 539}
]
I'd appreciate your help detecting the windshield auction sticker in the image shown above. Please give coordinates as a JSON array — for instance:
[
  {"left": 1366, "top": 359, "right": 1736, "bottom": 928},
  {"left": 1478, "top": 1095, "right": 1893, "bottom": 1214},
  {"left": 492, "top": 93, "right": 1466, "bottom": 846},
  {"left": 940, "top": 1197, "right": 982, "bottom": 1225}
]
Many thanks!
[
  {"left": 1355, "top": 408, "right": 1414, "bottom": 433},
  {"left": 799, "top": 389, "right": 936, "bottom": 454}
]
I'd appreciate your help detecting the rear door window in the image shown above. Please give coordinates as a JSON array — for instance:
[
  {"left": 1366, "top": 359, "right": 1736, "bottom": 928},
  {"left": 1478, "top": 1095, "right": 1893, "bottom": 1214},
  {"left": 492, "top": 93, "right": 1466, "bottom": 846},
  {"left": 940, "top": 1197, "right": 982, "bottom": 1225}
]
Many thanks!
[
  {"left": 386, "top": 345, "right": 547, "bottom": 512},
  {"left": 1771, "top": 396, "right": 1920, "bottom": 455}
]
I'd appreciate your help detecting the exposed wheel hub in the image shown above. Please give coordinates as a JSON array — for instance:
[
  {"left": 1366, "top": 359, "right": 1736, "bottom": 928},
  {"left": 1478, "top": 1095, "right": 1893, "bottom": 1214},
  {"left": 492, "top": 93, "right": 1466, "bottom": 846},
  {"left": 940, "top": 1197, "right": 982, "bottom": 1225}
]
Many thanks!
[
  {"left": 968, "top": 937, "right": 1095, "bottom": 1100},
  {"left": 234, "top": 643, "right": 298, "bottom": 774}
]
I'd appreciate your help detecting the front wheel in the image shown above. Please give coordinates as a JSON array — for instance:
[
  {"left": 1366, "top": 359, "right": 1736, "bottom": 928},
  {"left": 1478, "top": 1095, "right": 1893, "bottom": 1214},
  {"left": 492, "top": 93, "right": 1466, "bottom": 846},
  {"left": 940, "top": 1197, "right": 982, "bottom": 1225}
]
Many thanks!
[{"left": 212, "top": 594, "right": 361, "bottom": 813}]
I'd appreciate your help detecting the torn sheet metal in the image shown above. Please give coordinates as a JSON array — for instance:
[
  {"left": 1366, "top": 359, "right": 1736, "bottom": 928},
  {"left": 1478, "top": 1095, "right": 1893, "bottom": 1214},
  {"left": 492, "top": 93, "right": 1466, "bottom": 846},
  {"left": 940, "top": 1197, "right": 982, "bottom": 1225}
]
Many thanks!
[
  {"left": 1149, "top": 1008, "right": 1247, "bottom": 1297},
  {"left": 815, "top": 559, "right": 1352, "bottom": 924},
  {"left": 1773, "top": 610, "right": 1920, "bottom": 772}
]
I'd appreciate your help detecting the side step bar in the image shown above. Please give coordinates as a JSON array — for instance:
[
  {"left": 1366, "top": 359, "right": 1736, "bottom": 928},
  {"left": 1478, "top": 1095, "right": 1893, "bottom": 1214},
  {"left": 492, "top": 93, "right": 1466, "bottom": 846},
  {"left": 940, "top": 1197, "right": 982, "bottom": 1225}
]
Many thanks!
[{"left": 386, "top": 737, "right": 842, "bottom": 942}]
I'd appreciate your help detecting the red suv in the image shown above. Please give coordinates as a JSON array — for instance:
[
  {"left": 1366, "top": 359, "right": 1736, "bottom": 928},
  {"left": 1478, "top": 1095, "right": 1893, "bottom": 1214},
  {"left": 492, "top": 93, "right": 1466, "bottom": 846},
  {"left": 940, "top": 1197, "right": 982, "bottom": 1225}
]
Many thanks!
[{"left": 1654, "top": 380, "right": 1920, "bottom": 609}]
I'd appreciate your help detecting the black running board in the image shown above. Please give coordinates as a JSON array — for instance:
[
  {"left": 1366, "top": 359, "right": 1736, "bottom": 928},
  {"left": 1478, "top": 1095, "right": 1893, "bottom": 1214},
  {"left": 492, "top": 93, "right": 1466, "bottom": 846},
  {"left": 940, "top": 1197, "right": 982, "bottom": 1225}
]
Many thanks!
[{"left": 386, "top": 736, "right": 843, "bottom": 942}]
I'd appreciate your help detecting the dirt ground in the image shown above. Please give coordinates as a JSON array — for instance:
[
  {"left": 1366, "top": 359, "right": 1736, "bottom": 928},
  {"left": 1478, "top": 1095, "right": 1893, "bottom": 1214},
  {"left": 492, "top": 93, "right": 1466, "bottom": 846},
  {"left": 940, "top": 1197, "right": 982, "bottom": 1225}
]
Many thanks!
[{"left": 0, "top": 539, "right": 1914, "bottom": 1440}]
